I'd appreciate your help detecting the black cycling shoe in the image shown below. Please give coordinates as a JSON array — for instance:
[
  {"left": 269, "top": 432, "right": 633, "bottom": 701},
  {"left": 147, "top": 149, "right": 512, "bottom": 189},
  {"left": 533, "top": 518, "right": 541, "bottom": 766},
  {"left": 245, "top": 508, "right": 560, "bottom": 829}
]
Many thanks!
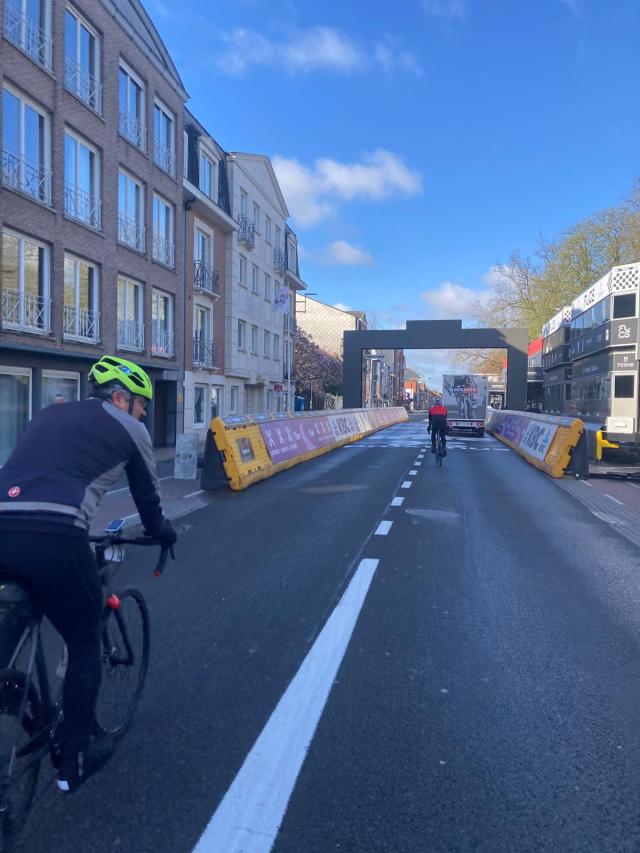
[{"left": 56, "top": 733, "right": 115, "bottom": 794}]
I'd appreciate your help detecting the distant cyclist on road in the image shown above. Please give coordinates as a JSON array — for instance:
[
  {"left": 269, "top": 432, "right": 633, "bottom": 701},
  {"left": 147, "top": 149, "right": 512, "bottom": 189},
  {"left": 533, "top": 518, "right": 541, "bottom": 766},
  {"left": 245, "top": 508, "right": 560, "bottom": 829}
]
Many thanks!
[
  {"left": 428, "top": 401, "right": 448, "bottom": 455},
  {"left": 0, "top": 355, "right": 177, "bottom": 793}
]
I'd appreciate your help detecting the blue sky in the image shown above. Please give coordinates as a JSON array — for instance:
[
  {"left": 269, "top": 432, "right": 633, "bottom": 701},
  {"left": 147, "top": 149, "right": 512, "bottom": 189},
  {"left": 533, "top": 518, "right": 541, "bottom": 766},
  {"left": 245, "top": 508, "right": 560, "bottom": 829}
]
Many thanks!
[{"left": 148, "top": 0, "right": 640, "bottom": 377}]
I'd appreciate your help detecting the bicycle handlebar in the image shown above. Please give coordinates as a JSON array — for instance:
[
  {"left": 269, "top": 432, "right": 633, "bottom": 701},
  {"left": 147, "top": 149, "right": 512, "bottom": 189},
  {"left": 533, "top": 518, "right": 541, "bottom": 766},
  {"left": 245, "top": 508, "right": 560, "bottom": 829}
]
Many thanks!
[{"left": 89, "top": 532, "right": 175, "bottom": 576}]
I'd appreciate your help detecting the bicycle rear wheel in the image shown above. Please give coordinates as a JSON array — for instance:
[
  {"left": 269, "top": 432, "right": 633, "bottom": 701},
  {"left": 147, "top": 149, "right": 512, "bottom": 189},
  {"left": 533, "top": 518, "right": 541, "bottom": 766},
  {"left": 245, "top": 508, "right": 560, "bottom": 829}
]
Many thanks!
[
  {"left": 0, "top": 669, "right": 42, "bottom": 848},
  {"left": 95, "top": 589, "right": 149, "bottom": 737}
]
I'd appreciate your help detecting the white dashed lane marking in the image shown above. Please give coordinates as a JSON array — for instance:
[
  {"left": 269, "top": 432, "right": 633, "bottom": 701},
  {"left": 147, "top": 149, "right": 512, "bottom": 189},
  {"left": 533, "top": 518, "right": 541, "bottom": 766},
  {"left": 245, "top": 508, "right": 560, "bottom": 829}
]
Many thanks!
[
  {"left": 605, "top": 494, "right": 624, "bottom": 506},
  {"left": 409, "top": 470, "right": 418, "bottom": 476},
  {"left": 391, "top": 497, "right": 405, "bottom": 507},
  {"left": 401, "top": 481, "right": 412, "bottom": 489},
  {"left": 375, "top": 521, "right": 393, "bottom": 536}
]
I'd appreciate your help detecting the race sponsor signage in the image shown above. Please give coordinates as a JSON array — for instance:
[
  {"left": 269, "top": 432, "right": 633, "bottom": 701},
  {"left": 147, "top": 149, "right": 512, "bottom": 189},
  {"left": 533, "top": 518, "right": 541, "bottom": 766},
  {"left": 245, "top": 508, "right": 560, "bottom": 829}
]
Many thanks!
[
  {"left": 569, "top": 318, "right": 638, "bottom": 360},
  {"left": 492, "top": 413, "right": 529, "bottom": 445},
  {"left": 259, "top": 417, "right": 336, "bottom": 464},
  {"left": 542, "top": 345, "right": 570, "bottom": 370},
  {"left": 519, "top": 421, "right": 558, "bottom": 461},
  {"left": 236, "top": 437, "right": 255, "bottom": 464}
]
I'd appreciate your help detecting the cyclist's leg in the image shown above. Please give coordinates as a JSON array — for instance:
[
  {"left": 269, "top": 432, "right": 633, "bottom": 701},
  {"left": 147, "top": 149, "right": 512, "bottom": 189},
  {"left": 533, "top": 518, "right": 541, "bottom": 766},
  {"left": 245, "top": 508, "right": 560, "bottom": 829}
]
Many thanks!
[
  {"left": 430, "top": 423, "right": 437, "bottom": 452},
  {"left": 440, "top": 424, "right": 447, "bottom": 454}
]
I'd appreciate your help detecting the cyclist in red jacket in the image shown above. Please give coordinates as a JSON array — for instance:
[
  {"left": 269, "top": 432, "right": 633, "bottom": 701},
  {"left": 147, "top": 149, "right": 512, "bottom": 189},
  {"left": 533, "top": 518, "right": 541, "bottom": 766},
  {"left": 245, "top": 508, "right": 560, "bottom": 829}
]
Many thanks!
[{"left": 428, "top": 401, "right": 448, "bottom": 455}]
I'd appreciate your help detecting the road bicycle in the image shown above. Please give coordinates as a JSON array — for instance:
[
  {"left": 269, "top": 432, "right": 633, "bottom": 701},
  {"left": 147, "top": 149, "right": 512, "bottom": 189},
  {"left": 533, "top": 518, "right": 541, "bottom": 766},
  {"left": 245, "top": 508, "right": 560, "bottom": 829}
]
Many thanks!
[
  {"left": 0, "top": 520, "right": 173, "bottom": 851},
  {"left": 434, "top": 433, "right": 446, "bottom": 466}
]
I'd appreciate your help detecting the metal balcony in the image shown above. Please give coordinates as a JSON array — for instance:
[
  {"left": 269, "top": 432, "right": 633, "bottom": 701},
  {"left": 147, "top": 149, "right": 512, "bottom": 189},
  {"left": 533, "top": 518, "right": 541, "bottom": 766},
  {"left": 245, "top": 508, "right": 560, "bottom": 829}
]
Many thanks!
[
  {"left": 152, "top": 234, "right": 175, "bottom": 268},
  {"left": 151, "top": 325, "right": 174, "bottom": 357},
  {"left": 2, "top": 148, "right": 51, "bottom": 205},
  {"left": 64, "top": 57, "right": 102, "bottom": 114},
  {"left": 193, "top": 260, "right": 220, "bottom": 296},
  {"left": 2, "top": 289, "right": 50, "bottom": 332},
  {"left": 3, "top": 3, "right": 51, "bottom": 69},
  {"left": 63, "top": 305, "right": 99, "bottom": 341},
  {"left": 117, "top": 319, "right": 144, "bottom": 351},
  {"left": 119, "top": 111, "right": 146, "bottom": 151},
  {"left": 237, "top": 214, "right": 255, "bottom": 248},
  {"left": 64, "top": 184, "right": 101, "bottom": 230},
  {"left": 193, "top": 334, "right": 215, "bottom": 368},
  {"left": 118, "top": 215, "right": 145, "bottom": 253},
  {"left": 153, "top": 139, "right": 175, "bottom": 177},
  {"left": 273, "top": 247, "right": 286, "bottom": 274}
]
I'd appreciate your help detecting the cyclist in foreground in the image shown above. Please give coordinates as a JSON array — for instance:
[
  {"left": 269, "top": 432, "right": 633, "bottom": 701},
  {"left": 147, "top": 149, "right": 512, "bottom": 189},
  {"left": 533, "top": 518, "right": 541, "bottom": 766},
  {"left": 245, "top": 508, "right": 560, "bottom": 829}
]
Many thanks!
[
  {"left": 0, "top": 356, "right": 177, "bottom": 793},
  {"left": 428, "top": 400, "right": 448, "bottom": 456}
]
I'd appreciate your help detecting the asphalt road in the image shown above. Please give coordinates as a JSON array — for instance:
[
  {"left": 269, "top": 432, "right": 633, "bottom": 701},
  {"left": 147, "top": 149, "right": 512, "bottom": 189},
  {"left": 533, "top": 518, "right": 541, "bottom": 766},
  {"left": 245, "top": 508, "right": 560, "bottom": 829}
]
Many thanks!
[{"left": 19, "top": 417, "right": 640, "bottom": 852}]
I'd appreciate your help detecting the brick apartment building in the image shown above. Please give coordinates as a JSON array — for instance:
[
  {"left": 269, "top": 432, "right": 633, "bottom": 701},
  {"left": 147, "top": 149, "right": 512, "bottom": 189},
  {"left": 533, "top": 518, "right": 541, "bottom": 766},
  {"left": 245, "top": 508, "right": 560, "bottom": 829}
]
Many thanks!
[{"left": 0, "top": 0, "right": 187, "bottom": 463}]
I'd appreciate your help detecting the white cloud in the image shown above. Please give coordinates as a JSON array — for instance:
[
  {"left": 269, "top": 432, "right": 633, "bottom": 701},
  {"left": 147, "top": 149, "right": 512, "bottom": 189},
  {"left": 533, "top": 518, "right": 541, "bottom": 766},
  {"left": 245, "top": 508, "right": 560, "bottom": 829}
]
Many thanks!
[
  {"left": 333, "top": 302, "right": 353, "bottom": 312},
  {"left": 309, "top": 241, "right": 374, "bottom": 267},
  {"left": 420, "top": 281, "right": 485, "bottom": 319},
  {"left": 212, "top": 26, "right": 420, "bottom": 77},
  {"left": 272, "top": 150, "right": 422, "bottom": 226},
  {"left": 422, "top": 0, "right": 468, "bottom": 23}
]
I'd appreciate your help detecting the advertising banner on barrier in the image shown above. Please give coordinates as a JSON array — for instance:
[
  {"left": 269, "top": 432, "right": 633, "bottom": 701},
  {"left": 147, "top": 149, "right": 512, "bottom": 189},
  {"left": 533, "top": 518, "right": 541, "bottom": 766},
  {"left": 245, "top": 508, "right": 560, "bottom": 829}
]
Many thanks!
[
  {"left": 260, "top": 417, "right": 336, "bottom": 464},
  {"left": 519, "top": 421, "right": 558, "bottom": 461}
]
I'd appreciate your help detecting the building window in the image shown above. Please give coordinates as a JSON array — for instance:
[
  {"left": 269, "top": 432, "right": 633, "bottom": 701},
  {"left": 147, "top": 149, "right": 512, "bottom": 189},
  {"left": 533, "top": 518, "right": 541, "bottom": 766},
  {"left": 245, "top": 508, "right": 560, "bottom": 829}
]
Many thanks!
[
  {"left": 194, "top": 225, "right": 218, "bottom": 295},
  {"left": 287, "top": 238, "right": 297, "bottom": 272},
  {"left": 239, "top": 254, "right": 247, "bottom": 287},
  {"left": 266, "top": 389, "right": 274, "bottom": 412},
  {"left": 118, "top": 170, "right": 145, "bottom": 252},
  {"left": 193, "top": 305, "right": 213, "bottom": 366},
  {"left": 63, "top": 254, "right": 99, "bottom": 341},
  {"left": 614, "top": 375, "right": 634, "bottom": 398},
  {"left": 273, "top": 333, "right": 280, "bottom": 361},
  {"left": 117, "top": 276, "right": 143, "bottom": 351},
  {"left": 275, "top": 225, "right": 282, "bottom": 249},
  {"left": 2, "top": 85, "right": 51, "bottom": 205},
  {"left": 152, "top": 194, "right": 175, "bottom": 268},
  {"left": 0, "top": 367, "right": 30, "bottom": 465},
  {"left": 194, "top": 385, "right": 206, "bottom": 426},
  {"left": 230, "top": 385, "right": 239, "bottom": 414},
  {"left": 153, "top": 99, "right": 175, "bottom": 176},
  {"left": 151, "top": 289, "right": 174, "bottom": 356},
  {"left": 239, "top": 188, "right": 247, "bottom": 216},
  {"left": 42, "top": 369, "right": 80, "bottom": 407},
  {"left": 253, "top": 202, "right": 260, "bottom": 233},
  {"left": 119, "top": 62, "right": 145, "bottom": 150},
  {"left": 211, "top": 387, "right": 222, "bottom": 419},
  {"left": 251, "top": 264, "right": 259, "bottom": 294},
  {"left": 613, "top": 294, "right": 636, "bottom": 319},
  {"left": 64, "top": 7, "right": 101, "bottom": 113},
  {"left": 251, "top": 324, "right": 258, "bottom": 354},
  {"left": 64, "top": 129, "right": 101, "bottom": 229},
  {"left": 199, "top": 148, "right": 217, "bottom": 200},
  {"left": 263, "top": 329, "right": 271, "bottom": 357},
  {"left": 1, "top": 229, "right": 50, "bottom": 332},
  {"left": 265, "top": 215, "right": 272, "bottom": 243},
  {"left": 4, "top": 0, "right": 51, "bottom": 67},
  {"left": 238, "top": 319, "right": 246, "bottom": 350},
  {"left": 264, "top": 273, "right": 271, "bottom": 301}
]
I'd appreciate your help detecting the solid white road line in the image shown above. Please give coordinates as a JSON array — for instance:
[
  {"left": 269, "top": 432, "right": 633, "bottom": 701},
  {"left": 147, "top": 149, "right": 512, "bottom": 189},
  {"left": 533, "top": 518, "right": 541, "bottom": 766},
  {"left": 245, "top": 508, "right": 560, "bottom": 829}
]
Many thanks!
[
  {"left": 605, "top": 493, "right": 624, "bottom": 506},
  {"left": 183, "top": 489, "right": 205, "bottom": 499},
  {"left": 375, "top": 520, "right": 393, "bottom": 536},
  {"left": 192, "top": 558, "right": 381, "bottom": 853},
  {"left": 391, "top": 497, "right": 405, "bottom": 507},
  {"left": 401, "top": 481, "right": 412, "bottom": 489}
]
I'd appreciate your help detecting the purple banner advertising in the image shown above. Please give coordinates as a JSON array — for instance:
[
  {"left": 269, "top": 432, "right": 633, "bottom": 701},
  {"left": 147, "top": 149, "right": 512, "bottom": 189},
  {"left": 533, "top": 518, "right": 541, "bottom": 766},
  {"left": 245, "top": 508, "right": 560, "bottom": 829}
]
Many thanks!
[
  {"left": 493, "top": 413, "right": 528, "bottom": 445},
  {"left": 259, "top": 417, "right": 336, "bottom": 464}
]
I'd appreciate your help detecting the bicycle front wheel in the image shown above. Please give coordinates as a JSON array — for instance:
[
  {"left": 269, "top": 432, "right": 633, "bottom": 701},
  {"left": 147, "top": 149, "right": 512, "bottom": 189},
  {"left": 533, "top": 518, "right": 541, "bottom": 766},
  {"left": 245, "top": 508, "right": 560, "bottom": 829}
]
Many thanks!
[
  {"left": 95, "top": 589, "right": 149, "bottom": 737},
  {"left": 0, "top": 669, "right": 42, "bottom": 846}
]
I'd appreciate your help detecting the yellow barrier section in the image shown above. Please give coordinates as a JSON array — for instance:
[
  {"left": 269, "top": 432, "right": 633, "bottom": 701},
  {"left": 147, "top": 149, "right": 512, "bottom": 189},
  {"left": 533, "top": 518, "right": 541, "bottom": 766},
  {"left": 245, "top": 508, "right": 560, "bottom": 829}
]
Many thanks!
[
  {"left": 211, "top": 407, "right": 409, "bottom": 491},
  {"left": 595, "top": 430, "right": 619, "bottom": 462},
  {"left": 486, "top": 409, "right": 585, "bottom": 478}
]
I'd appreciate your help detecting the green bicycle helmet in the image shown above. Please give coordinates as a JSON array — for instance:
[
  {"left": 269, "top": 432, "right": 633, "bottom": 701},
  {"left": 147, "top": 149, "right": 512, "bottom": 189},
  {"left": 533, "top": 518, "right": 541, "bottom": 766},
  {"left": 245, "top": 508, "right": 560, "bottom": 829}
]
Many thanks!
[{"left": 89, "top": 355, "right": 153, "bottom": 401}]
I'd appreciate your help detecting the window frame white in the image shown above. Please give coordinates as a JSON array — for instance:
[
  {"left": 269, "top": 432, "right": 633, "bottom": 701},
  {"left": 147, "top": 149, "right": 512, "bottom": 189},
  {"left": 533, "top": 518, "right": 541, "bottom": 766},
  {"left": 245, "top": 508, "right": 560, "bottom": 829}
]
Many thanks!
[
  {"left": 63, "top": 252, "right": 99, "bottom": 342},
  {"left": 116, "top": 274, "right": 144, "bottom": 352},
  {"left": 265, "top": 215, "right": 272, "bottom": 244},
  {"left": 64, "top": 126, "right": 101, "bottom": 229},
  {"left": 0, "top": 365, "right": 32, "bottom": 465},
  {"left": 264, "top": 272, "right": 271, "bottom": 301},
  {"left": 239, "top": 189, "right": 247, "bottom": 216},
  {"left": 42, "top": 369, "right": 80, "bottom": 406},
  {"left": 237, "top": 318, "right": 246, "bottom": 351},
  {"left": 251, "top": 263, "right": 259, "bottom": 294},
  {"left": 251, "top": 324, "right": 258, "bottom": 354},
  {"left": 3, "top": 0, "right": 52, "bottom": 69},
  {"left": 153, "top": 97, "right": 175, "bottom": 177},
  {"left": 151, "top": 287, "right": 174, "bottom": 357},
  {"left": 2, "top": 83, "right": 51, "bottom": 205},
  {"left": 118, "top": 168, "right": 145, "bottom": 252},
  {"left": 239, "top": 254, "right": 247, "bottom": 287},
  {"left": 152, "top": 192, "right": 175, "bottom": 268},
  {"left": 193, "top": 383, "right": 207, "bottom": 427},
  {"left": 198, "top": 143, "right": 218, "bottom": 201},
  {"left": 230, "top": 385, "right": 239, "bottom": 415},
  {"left": 263, "top": 329, "right": 271, "bottom": 357},
  {"left": 273, "top": 333, "right": 280, "bottom": 361},
  {"left": 64, "top": 5, "right": 101, "bottom": 113},
  {"left": 118, "top": 60, "right": 146, "bottom": 151},
  {"left": 253, "top": 202, "right": 260, "bottom": 233},
  {"left": 1, "top": 227, "right": 51, "bottom": 333}
]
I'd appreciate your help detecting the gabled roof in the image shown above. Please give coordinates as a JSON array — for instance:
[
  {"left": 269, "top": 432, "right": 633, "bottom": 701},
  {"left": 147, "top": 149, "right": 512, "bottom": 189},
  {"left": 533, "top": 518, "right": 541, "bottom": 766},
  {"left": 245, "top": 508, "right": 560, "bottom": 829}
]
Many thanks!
[
  {"left": 228, "top": 152, "right": 289, "bottom": 218},
  {"left": 107, "top": 0, "right": 188, "bottom": 99}
]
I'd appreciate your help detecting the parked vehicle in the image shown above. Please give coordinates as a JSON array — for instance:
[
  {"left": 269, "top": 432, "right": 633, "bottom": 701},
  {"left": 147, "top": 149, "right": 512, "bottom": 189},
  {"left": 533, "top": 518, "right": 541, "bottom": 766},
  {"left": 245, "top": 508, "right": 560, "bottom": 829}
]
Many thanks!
[{"left": 442, "top": 374, "right": 489, "bottom": 436}]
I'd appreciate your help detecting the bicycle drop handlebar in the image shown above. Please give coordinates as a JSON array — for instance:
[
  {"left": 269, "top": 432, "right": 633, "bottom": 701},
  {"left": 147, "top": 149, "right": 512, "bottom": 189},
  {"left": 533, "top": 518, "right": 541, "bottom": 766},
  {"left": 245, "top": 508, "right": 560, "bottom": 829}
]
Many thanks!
[{"left": 88, "top": 532, "right": 175, "bottom": 576}]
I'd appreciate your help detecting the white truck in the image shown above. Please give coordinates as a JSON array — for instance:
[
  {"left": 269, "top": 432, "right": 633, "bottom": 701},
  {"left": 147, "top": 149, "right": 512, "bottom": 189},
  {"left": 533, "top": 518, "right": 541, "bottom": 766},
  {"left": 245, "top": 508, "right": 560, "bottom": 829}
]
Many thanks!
[{"left": 441, "top": 374, "right": 489, "bottom": 437}]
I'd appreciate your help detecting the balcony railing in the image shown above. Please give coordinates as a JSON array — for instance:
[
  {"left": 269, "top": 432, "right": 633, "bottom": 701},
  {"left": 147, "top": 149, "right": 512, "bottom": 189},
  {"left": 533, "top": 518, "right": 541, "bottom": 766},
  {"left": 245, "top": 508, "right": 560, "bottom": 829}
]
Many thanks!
[
  {"left": 3, "top": 3, "right": 51, "bottom": 69},
  {"left": 153, "top": 139, "right": 175, "bottom": 177},
  {"left": 151, "top": 324, "right": 174, "bottom": 357},
  {"left": 2, "top": 148, "right": 51, "bottom": 205},
  {"left": 64, "top": 184, "right": 101, "bottom": 230},
  {"left": 118, "top": 214, "right": 145, "bottom": 253},
  {"left": 63, "top": 305, "right": 100, "bottom": 341},
  {"left": 2, "top": 289, "right": 50, "bottom": 332},
  {"left": 152, "top": 234, "right": 175, "bottom": 268},
  {"left": 119, "top": 111, "right": 146, "bottom": 151},
  {"left": 193, "top": 260, "right": 220, "bottom": 296},
  {"left": 117, "top": 319, "right": 144, "bottom": 351},
  {"left": 273, "top": 247, "right": 286, "bottom": 273},
  {"left": 193, "top": 334, "right": 215, "bottom": 368},
  {"left": 237, "top": 214, "right": 255, "bottom": 248},
  {"left": 64, "top": 57, "right": 102, "bottom": 114}
]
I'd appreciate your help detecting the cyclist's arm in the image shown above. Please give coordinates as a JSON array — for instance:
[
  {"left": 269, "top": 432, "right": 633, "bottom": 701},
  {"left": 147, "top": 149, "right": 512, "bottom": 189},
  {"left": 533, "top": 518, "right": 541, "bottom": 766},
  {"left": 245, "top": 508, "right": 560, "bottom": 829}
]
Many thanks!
[{"left": 125, "top": 424, "right": 166, "bottom": 535}]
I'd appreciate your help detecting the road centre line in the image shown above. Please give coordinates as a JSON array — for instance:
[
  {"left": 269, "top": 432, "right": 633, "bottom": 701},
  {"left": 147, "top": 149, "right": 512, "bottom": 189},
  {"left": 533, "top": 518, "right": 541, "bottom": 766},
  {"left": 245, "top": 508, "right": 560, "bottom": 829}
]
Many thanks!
[
  {"left": 183, "top": 489, "right": 204, "bottom": 499},
  {"left": 192, "top": 557, "right": 380, "bottom": 853},
  {"left": 605, "top": 493, "right": 625, "bottom": 506},
  {"left": 401, "top": 481, "right": 412, "bottom": 489},
  {"left": 375, "top": 520, "right": 393, "bottom": 536},
  {"left": 409, "top": 470, "right": 418, "bottom": 476},
  {"left": 391, "top": 497, "right": 405, "bottom": 506}
]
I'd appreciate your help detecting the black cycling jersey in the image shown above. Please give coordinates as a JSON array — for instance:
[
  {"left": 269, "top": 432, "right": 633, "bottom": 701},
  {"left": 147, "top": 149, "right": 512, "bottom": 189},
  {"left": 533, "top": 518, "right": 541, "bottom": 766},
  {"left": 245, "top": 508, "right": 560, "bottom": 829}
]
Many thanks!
[{"left": 0, "top": 398, "right": 165, "bottom": 535}]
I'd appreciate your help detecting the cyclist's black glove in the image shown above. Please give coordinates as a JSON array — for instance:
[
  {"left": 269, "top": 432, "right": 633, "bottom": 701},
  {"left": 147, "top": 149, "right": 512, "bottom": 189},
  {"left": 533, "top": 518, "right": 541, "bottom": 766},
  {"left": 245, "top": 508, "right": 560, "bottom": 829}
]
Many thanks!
[{"left": 152, "top": 519, "right": 177, "bottom": 547}]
